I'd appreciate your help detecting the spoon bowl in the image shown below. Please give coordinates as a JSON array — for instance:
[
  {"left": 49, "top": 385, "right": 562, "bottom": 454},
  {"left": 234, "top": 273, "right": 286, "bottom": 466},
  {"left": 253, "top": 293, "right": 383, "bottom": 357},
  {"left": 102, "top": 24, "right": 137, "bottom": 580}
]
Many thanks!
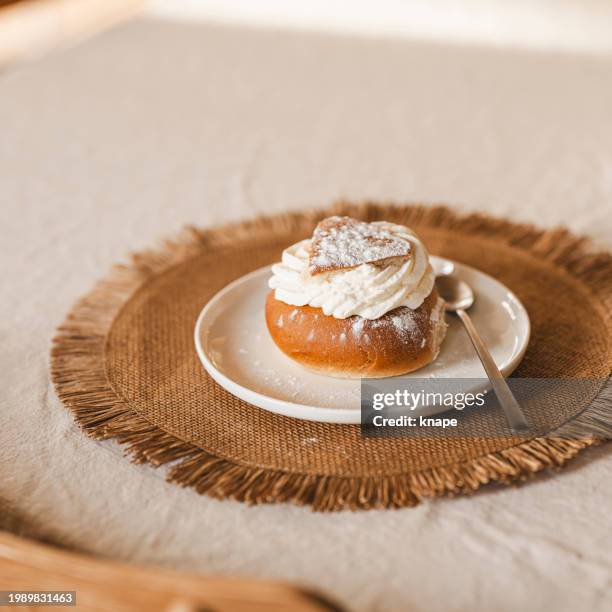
[{"left": 435, "top": 275, "right": 475, "bottom": 312}]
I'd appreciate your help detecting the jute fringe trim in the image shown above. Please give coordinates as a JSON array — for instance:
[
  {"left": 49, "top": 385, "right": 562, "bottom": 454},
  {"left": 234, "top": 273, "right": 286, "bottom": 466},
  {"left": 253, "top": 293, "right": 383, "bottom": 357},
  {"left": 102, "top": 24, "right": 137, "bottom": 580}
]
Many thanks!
[{"left": 50, "top": 203, "right": 612, "bottom": 511}]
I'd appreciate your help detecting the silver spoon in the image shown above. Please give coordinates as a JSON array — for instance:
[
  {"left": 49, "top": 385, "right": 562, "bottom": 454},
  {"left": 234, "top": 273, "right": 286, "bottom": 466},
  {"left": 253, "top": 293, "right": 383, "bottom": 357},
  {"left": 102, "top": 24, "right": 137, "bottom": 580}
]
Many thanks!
[{"left": 435, "top": 275, "right": 530, "bottom": 432}]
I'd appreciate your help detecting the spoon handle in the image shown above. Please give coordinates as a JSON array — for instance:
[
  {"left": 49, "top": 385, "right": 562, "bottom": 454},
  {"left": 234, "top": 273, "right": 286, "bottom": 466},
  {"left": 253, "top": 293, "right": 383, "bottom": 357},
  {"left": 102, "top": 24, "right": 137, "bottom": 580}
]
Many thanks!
[{"left": 456, "top": 309, "right": 530, "bottom": 432}]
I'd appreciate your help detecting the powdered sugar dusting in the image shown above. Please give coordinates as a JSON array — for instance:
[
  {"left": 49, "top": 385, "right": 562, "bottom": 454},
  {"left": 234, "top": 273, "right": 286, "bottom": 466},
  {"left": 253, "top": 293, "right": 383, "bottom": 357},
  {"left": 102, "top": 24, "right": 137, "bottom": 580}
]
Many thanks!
[
  {"left": 258, "top": 367, "right": 360, "bottom": 406},
  {"left": 351, "top": 317, "right": 366, "bottom": 339},
  {"left": 373, "top": 308, "right": 421, "bottom": 340},
  {"left": 389, "top": 310, "right": 419, "bottom": 336},
  {"left": 309, "top": 216, "right": 411, "bottom": 275},
  {"left": 348, "top": 306, "right": 426, "bottom": 344}
]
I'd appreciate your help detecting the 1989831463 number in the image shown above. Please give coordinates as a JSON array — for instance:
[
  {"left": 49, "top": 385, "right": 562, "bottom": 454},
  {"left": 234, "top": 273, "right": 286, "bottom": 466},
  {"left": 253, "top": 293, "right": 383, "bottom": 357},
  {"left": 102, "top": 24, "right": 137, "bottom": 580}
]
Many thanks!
[{"left": 0, "top": 591, "right": 76, "bottom": 606}]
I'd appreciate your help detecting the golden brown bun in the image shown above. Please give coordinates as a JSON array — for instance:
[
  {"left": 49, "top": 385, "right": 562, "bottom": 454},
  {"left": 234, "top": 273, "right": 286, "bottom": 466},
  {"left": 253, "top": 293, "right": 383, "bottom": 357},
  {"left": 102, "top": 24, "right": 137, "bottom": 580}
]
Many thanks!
[{"left": 265, "top": 289, "right": 447, "bottom": 378}]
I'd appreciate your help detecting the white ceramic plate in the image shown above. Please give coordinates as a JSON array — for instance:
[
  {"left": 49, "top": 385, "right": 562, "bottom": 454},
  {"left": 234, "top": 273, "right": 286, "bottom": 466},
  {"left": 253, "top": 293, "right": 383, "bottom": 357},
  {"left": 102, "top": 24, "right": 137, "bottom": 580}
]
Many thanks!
[{"left": 194, "top": 257, "right": 530, "bottom": 424}]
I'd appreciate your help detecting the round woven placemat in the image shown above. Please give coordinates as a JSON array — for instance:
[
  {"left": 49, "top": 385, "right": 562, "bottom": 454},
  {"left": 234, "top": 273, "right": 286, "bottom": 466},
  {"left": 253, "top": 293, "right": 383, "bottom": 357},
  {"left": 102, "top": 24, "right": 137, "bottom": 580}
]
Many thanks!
[{"left": 51, "top": 203, "right": 612, "bottom": 510}]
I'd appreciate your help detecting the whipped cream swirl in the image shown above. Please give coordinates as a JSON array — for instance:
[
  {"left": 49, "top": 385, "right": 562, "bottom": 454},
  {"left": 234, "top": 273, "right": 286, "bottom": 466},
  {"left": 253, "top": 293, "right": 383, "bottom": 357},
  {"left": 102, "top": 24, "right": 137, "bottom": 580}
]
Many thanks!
[{"left": 268, "top": 222, "right": 435, "bottom": 320}]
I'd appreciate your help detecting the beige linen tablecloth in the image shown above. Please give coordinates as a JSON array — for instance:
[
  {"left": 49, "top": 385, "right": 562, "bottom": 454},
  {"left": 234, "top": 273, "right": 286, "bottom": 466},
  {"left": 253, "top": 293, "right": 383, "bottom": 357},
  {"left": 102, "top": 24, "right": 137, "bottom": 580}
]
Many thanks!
[{"left": 1, "top": 19, "right": 611, "bottom": 612}]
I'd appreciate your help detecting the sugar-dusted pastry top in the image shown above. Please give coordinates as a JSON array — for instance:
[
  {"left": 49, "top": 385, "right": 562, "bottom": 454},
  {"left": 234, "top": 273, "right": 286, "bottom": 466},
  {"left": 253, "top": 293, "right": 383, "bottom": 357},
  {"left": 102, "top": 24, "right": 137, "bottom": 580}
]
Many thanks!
[
  {"left": 309, "top": 216, "right": 412, "bottom": 275},
  {"left": 269, "top": 217, "right": 435, "bottom": 320}
]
